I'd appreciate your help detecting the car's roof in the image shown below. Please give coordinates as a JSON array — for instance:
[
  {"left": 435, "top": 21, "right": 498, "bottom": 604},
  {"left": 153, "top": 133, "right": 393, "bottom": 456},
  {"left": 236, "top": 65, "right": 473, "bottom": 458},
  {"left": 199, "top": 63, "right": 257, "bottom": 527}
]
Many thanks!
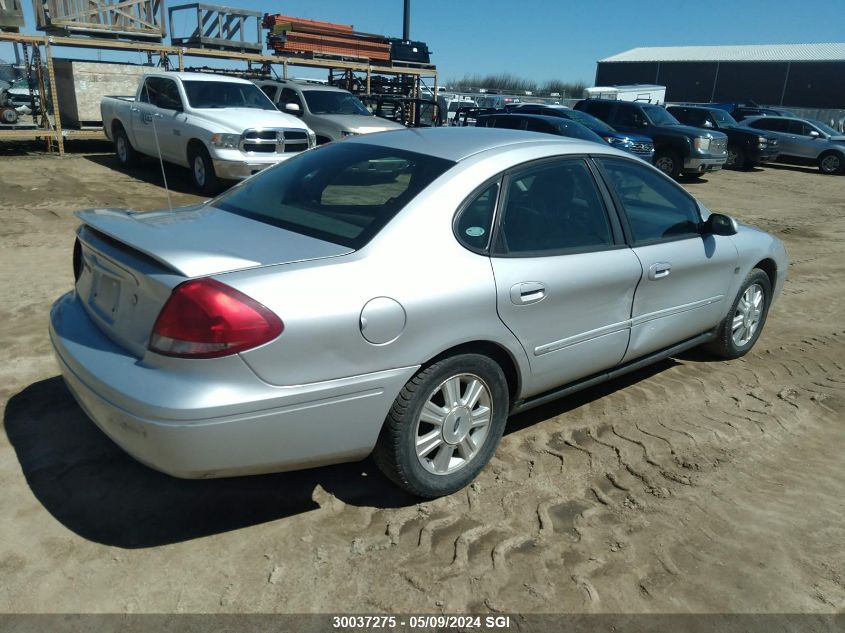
[
  {"left": 480, "top": 112, "right": 571, "bottom": 125},
  {"left": 347, "top": 127, "right": 602, "bottom": 162},
  {"left": 743, "top": 115, "right": 791, "bottom": 123},
  {"left": 145, "top": 72, "right": 252, "bottom": 84},
  {"left": 254, "top": 78, "right": 348, "bottom": 93}
]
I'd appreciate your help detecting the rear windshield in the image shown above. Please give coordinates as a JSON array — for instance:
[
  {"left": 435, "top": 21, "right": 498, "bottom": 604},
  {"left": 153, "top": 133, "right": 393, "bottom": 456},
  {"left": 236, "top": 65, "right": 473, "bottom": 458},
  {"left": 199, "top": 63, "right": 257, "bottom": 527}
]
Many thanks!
[{"left": 213, "top": 143, "right": 455, "bottom": 249}]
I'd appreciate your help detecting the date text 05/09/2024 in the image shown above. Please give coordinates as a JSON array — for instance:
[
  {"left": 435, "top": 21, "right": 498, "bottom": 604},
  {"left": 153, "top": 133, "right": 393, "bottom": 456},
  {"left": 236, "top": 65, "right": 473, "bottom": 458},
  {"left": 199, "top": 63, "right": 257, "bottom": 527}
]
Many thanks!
[{"left": 332, "top": 615, "right": 512, "bottom": 629}]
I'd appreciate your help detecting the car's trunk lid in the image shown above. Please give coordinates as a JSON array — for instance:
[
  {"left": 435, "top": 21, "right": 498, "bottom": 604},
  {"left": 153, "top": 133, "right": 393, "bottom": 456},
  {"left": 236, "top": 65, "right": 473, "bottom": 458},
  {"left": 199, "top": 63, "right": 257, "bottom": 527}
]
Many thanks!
[
  {"left": 74, "top": 205, "right": 353, "bottom": 358},
  {"left": 77, "top": 205, "right": 352, "bottom": 277}
]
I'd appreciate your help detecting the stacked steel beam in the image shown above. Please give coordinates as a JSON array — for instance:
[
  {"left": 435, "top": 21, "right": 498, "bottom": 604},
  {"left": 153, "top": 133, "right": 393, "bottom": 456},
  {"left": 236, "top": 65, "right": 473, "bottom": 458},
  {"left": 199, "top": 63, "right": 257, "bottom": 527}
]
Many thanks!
[{"left": 263, "top": 14, "right": 391, "bottom": 62}]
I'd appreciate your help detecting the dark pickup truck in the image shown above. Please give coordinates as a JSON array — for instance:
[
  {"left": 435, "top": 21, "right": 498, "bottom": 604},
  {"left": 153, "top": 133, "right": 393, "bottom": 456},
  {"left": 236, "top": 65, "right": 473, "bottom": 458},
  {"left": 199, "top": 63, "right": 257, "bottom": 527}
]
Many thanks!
[
  {"left": 667, "top": 105, "right": 780, "bottom": 169},
  {"left": 575, "top": 99, "right": 728, "bottom": 178}
]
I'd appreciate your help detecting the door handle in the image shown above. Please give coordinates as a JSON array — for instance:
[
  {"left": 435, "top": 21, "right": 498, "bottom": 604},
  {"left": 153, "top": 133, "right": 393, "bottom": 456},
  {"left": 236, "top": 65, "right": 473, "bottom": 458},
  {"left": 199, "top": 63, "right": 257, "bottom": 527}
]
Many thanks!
[
  {"left": 510, "top": 282, "right": 546, "bottom": 305},
  {"left": 130, "top": 107, "right": 139, "bottom": 112},
  {"left": 648, "top": 262, "right": 672, "bottom": 280},
  {"left": 153, "top": 112, "right": 163, "bottom": 118}
]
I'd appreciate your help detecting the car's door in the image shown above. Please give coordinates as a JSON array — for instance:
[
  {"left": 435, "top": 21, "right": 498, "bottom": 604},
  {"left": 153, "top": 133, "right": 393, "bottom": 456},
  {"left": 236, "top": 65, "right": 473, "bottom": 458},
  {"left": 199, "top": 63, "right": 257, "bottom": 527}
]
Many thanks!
[
  {"left": 488, "top": 157, "right": 643, "bottom": 396},
  {"left": 607, "top": 103, "right": 647, "bottom": 135},
  {"left": 786, "top": 120, "right": 823, "bottom": 159},
  {"left": 595, "top": 157, "right": 738, "bottom": 361},
  {"left": 136, "top": 76, "right": 184, "bottom": 161},
  {"left": 748, "top": 117, "right": 793, "bottom": 156}
]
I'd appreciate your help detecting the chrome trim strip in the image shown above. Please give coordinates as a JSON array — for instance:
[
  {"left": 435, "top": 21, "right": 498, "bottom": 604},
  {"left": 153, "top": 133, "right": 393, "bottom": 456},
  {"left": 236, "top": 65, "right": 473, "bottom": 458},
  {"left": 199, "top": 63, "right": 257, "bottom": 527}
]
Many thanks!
[
  {"left": 533, "top": 295, "right": 725, "bottom": 357},
  {"left": 630, "top": 295, "right": 725, "bottom": 327}
]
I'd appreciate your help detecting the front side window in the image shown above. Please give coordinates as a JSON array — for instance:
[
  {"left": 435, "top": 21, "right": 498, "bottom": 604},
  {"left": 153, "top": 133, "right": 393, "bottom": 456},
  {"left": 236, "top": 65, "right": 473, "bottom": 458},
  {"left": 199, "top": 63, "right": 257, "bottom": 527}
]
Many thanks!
[
  {"left": 280, "top": 88, "right": 303, "bottom": 109},
  {"left": 141, "top": 77, "right": 182, "bottom": 110},
  {"left": 496, "top": 159, "right": 613, "bottom": 255},
  {"left": 182, "top": 81, "right": 276, "bottom": 110},
  {"left": 213, "top": 143, "right": 454, "bottom": 249},
  {"left": 599, "top": 158, "right": 701, "bottom": 244}
]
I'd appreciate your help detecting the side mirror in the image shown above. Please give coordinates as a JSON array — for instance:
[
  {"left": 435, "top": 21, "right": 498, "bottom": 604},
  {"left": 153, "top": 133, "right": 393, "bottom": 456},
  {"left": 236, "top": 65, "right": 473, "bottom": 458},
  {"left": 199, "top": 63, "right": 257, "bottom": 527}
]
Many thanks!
[
  {"left": 284, "top": 102, "right": 302, "bottom": 115},
  {"left": 809, "top": 130, "right": 820, "bottom": 138},
  {"left": 703, "top": 213, "right": 738, "bottom": 236}
]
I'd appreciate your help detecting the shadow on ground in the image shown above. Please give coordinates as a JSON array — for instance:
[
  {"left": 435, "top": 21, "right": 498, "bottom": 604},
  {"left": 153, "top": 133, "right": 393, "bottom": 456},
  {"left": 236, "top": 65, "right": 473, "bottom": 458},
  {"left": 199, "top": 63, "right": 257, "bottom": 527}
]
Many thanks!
[
  {"left": 5, "top": 358, "right": 683, "bottom": 549},
  {"left": 3, "top": 377, "right": 414, "bottom": 549},
  {"left": 82, "top": 153, "right": 212, "bottom": 196}
]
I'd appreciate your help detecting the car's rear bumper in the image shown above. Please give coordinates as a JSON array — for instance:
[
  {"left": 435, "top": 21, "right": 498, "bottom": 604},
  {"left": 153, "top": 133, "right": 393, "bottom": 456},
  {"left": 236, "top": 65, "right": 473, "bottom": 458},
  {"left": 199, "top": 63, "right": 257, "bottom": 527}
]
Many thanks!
[
  {"left": 49, "top": 291, "right": 417, "bottom": 478},
  {"left": 683, "top": 156, "right": 726, "bottom": 173}
]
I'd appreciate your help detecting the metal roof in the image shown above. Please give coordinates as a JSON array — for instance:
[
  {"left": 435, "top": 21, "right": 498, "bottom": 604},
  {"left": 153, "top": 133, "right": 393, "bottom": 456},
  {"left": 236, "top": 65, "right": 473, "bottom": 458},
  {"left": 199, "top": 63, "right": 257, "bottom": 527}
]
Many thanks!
[{"left": 600, "top": 43, "right": 845, "bottom": 63}]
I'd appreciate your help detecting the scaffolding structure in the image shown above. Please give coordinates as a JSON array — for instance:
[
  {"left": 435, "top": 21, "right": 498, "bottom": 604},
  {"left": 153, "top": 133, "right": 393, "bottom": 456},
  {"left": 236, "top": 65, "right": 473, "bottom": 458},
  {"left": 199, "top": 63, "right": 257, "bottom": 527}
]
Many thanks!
[{"left": 0, "top": 31, "right": 437, "bottom": 154}]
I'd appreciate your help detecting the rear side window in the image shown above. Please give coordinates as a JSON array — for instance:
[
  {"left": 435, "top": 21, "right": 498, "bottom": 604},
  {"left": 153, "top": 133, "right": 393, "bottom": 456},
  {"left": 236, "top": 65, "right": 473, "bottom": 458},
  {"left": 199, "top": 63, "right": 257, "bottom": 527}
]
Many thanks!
[
  {"left": 490, "top": 116, "right": 524, "bottom": 130},
  {"left": 580, "top": 100, "right": 614, "bottom": 121},
  {"left": 524, "top": 118, "right": 554, "bottom": 133},
  {"left": 213, "top": 143, "right": 454, "bottom": 249},
  {"left": 614, "top": 105, "right": 647, "bottom": 127},
  {"left": 455, "top": 181, "right": 499, "bottom": 252},
  {"left": 497, "top": 159, "right": 613, "bottom": 255},
  {"left": 598, "top": 158, "right": 701, "bottom": 244},
  {"left": 749, "top": 118, "right": 788, "bottom": 132}
]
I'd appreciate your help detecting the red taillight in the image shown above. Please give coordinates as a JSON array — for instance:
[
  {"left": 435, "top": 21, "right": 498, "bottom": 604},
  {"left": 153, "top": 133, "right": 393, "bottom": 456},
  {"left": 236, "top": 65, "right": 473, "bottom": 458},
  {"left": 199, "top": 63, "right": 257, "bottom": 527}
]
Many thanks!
[{"left": 149, "top": 278, "right": 283, "bottom": 358}]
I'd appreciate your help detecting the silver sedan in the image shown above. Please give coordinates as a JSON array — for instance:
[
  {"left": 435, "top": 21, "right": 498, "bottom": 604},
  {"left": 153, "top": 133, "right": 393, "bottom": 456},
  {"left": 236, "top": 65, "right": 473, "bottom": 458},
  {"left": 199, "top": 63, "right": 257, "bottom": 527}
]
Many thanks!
[{"left": 50, "top": 128, "right": 788, "bottom": 498}]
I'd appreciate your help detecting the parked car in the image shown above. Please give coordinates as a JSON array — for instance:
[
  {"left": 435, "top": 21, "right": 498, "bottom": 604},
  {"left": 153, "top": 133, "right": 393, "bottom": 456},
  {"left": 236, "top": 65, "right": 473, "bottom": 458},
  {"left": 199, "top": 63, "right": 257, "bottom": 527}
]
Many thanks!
[
  {"left": 575, "top": 98, "right": 728, "bottom": 178},
  {"left": 475, "top": 112, "right": 608, "bottom": 145},
  {"left": 667, "top": 105, "right": 779, "bottom": 169},
  {"left": 708, "top": 102, "right": 798, "bottom": 122},
  {"left": 253, "top": 79, "right": 404, "bottom": 144},
  {"left": 509, "top": 103, "right": 655, "bottom": 161},
  {"left": 50, "top": 128, "right": 787, "bottom": 498},
  {"left": 101, "top": 72, "right": 316, "bottom": 194},
  {"left": 742, "top": 116, "right": 845, "bottom": 174}
]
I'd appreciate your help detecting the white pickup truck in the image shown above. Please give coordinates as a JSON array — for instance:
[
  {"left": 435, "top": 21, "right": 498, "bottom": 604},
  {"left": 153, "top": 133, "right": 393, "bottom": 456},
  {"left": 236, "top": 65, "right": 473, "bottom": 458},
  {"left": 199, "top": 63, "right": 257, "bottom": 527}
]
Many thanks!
[{"left": 101, "top": 72, "right": 316, "bottom": 193}]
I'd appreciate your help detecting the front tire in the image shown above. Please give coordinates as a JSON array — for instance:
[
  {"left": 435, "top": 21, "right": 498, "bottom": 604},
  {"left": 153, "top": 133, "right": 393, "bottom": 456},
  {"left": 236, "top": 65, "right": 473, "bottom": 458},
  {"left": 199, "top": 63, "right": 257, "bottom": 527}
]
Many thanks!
[
  {"left": 373, "top": 354, "right": 509, "bottom": 498},
  {"left": 725, "top": 144, "right": 745, "bottom": 170},
  {"left": 705, "top": 268, "right": 772, "bottom": 359},
  {"left": 654, "top": 149, "right": 682, "bottom": 178},
  {"left": 189, "top": 145, "right": 219, "bottom": 195},
  {"left": 818, "top": 151, "right": 844, "bottom": 175}
]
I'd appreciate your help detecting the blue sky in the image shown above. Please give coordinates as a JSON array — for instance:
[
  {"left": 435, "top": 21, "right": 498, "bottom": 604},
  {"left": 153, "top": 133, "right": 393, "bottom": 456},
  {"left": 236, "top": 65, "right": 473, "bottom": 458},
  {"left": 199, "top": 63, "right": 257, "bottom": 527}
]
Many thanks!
[{"left": 3, "top": 0, "right": 844, "bottom": 84}]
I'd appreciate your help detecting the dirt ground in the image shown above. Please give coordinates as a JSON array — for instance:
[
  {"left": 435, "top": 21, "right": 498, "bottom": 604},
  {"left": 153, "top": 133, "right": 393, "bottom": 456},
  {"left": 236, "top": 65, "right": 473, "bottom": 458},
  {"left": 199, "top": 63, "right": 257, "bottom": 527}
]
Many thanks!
[{"left": 0, "top": 145, "right": 843, "bottom": 616}]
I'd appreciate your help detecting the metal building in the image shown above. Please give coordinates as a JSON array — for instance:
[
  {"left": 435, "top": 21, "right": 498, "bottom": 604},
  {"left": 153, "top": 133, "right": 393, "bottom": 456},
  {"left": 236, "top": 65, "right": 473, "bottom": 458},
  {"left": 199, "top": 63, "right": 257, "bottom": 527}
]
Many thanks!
[{"left": 596, "top": 43, "right": 845, "bottom": 108}]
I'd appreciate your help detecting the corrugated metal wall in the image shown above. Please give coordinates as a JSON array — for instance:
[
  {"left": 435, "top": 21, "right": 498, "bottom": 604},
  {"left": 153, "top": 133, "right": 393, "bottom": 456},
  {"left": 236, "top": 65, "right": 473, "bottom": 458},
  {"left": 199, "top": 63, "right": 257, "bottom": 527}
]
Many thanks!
[{"left": 595, "top": 61, "right": 845, "bottom": 109}]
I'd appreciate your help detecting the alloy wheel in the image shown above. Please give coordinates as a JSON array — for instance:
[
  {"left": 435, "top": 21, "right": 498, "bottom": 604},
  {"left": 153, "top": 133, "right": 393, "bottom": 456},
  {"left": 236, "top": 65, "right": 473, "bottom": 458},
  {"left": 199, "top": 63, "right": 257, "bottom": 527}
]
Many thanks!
[
  {"left": 414, "top": 373, "right": 492, "bottom": 475},
  {"left": 732, "top": 283, "right": 764, "bottom": 346},
  {"left": 821, "top": 154, "right": 841, "bottom": 174}
]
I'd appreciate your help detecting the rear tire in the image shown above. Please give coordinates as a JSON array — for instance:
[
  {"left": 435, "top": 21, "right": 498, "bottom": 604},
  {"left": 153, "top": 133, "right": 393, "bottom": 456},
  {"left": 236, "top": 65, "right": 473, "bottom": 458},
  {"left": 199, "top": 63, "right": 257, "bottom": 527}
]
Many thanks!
[
  {"left": 373, "top": 354, "right": 509, "bottom": 498},
  {"left": 114, "top": 125, "right": 139, "bottom": 168},
  {"left": 704, "top": 268, "right": 772, "bottom": 359},
  {"left": 189, "top": 145, "right": 219, "bottom": 195},
  {"left": 818, "top": 151, "right": 844, "bottom": 175},
  {"left": 654, "top": 149, "right": 682, "bottom": 178}
]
